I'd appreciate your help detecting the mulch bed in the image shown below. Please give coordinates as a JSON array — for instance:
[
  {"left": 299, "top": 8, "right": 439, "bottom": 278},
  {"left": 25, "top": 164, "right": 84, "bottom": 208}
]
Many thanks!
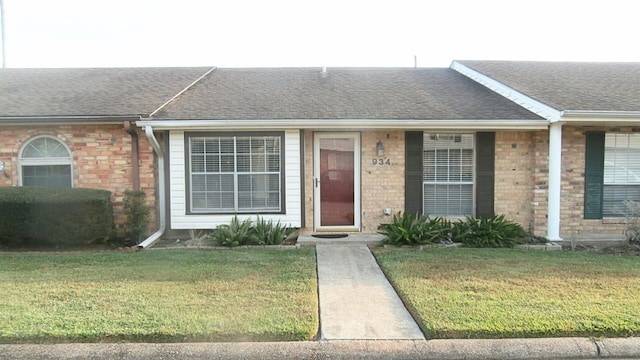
[{"left": 564, "top": 243, "right": 640, "bottom": 256}]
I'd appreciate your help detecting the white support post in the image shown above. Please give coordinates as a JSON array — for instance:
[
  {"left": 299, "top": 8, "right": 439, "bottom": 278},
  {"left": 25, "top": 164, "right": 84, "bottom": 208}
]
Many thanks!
[{"left": 547, "top": 122, "right": 563, "bottom": 241}]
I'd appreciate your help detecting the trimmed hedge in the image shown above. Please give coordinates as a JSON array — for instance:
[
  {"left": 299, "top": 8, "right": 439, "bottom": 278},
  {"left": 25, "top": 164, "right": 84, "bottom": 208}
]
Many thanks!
[{"left": 0, "top": 187, "right": 114, "bottom": 248}]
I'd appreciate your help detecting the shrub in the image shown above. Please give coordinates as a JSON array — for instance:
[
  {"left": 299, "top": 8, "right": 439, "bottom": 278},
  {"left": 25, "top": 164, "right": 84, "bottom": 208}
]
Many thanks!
[
  {"left": 623, "top": 200, "right": 640, "bottom": 245},
  {"left": 0, "top": 187, "right": 114, "bottom": 248},
  {"left": 253, "top": 216, "right": 294, "bottom": 245},
  {"left": 123, "top": 190, "right": 150, "bottom": 245},
  {"left": 210, "top": 216, "right": 256, "bottom": 247},
  {"left": 379, "top": 212, "right": 451, "bottom": 246},
  {"left": 209, "top": 216, "right": 295, "bottom": 247},
  {"left": 452, "top": 215, "right": 526, "bottom": 248}
]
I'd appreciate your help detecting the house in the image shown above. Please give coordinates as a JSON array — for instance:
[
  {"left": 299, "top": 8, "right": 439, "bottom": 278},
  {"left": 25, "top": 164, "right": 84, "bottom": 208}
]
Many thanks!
[
  {"left": 0, "top": 67, "right": 212, "bottom": 234},
  {"left": 1, "top": 62, "right": 638, "bottom": 247}
]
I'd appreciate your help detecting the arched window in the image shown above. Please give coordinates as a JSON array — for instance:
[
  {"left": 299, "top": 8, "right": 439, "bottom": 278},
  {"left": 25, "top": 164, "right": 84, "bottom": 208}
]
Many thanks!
[{"left": 19, "top": 136, "right": 73, "bottom": 188}]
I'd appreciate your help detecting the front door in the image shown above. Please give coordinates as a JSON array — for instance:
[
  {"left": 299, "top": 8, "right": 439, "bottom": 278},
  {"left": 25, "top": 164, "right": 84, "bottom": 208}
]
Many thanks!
[{"left": 313, "top": 132, "right": 360, "bottom": 231}]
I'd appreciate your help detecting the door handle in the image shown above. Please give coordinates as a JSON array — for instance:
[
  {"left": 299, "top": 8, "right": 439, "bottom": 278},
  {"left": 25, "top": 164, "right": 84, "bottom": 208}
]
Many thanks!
[{"left": 315, "top": 177, "right": 319, "bottom": 188}]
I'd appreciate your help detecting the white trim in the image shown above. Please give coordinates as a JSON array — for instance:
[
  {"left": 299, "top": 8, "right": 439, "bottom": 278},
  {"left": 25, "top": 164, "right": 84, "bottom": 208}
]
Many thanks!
[
  {"left": 422, "top": 132, "right": 475, "bottom": 217},
  {"left": 451, "top": 61, "right": 563, "bottom": 123},
  {"left": 186, "top": 134, "right": 283, "bottom": 214},
  {"left": 313, "top": 132, "right": 361, "bottom": 232},
  {"left": 561, "top": 110, "right": 640, "bottom": 118},
  {"left": 547, "top": 122, "right": 563, "bottom": 241},
  {"left": 555, "top": 112, "right": 640, "bottom": 125},
  {"left": 136, "top": 118, "right": 549, "bottom": 130}
]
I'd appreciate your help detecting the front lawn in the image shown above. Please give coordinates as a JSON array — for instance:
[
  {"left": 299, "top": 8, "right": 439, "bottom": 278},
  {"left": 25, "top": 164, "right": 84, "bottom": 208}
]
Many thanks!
[
  {"left": 0, "top": 249, "right": 318, "bottom": 343},
  {"left": 373, "top": 247, "right": 640, "bottom": 339}
]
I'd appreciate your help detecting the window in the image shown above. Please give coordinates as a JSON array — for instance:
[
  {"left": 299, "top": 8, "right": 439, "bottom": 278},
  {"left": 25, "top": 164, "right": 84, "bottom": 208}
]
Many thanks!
[
  {"left": 603, "top": 133, "right": 640, "bottom": 217},
  {"left": 422, "top": 133, "right": 474, "bottom": 216},
  {"left": 19, "top": 136, "right": 72, "bottom": 188},
  {"left": 187, "top": 134, "right": 283, "bottom": 213}
]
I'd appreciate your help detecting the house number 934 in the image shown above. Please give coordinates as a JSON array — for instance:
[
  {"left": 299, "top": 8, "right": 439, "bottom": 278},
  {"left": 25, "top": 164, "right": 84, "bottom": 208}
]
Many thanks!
[{"left": 372, "top": 158, "right": 391, "bottom": 166}]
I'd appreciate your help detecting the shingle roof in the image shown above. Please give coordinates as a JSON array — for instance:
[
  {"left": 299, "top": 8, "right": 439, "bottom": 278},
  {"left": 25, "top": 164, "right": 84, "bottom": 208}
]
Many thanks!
[
  {"left": 0, "top": 67, "right": 212, "bottom": 118},
  {"left": 153, "top": 67, "right": 541, "bottom": 120},
  {"left": 457, "top": 60, "right": 640, "bottom": 112}
]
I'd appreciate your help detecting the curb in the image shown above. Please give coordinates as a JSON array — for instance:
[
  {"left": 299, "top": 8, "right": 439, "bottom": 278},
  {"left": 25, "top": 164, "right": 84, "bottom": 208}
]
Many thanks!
[{"left": 1, "top": 338, "right": 639, "bottom": 360}]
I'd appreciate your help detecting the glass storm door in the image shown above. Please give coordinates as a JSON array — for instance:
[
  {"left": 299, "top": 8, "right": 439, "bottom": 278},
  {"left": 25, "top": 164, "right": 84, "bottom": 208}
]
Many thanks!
[{"left": 314, "top": 133, "right": 360, "bottom": 231}]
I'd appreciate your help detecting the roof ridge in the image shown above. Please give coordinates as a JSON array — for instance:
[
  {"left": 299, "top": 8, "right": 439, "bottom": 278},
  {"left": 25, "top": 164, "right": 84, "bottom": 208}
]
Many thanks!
[{"left": 147, "top": 67, "right": 217, "bottom": 118}]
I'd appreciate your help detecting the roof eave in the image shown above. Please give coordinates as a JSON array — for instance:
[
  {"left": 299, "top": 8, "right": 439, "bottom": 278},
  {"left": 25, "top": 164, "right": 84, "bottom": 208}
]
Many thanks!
[
  {"left": 136, "top": 118, "right": 549, "bottom": 130},
  {"left": 561, "top": 110, "right": 640, "bottom": 119},
  {"left": 558, "top": 110, "right": 640, "bottom": 125},
  {"left": 0, "top": 115, "right": 141, "bottom": 125}
]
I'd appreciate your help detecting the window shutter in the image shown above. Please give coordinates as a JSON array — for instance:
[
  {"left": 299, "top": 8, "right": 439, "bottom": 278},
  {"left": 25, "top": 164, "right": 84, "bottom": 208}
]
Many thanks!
[
  {"left": 584, "top": 131, "right": 605, "bottom": 219},
  {"left": 405, "top": 131, "right": 423, "bottom": 215},
  {"left": 475, "top": 132, "right": 495, "bottom": 217}
]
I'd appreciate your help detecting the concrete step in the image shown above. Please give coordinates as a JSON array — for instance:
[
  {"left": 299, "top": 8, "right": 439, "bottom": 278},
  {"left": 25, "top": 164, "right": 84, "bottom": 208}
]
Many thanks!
[{"left": 297, "top": 233, "right": 384, "bottom": 245}]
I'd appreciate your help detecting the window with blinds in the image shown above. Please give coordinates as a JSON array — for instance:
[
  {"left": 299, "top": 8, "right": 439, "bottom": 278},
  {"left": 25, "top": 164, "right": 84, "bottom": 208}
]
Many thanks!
[
  {"left": 423, "top": 133, "right": 474, "bottom": 217},
  {"left": 188, "top": 134, "right": 282, "bottom": 213},
  {"left": 603, "top": 133, "right": 640, "bottom": 217},
  {"left": 20, "top": 136, "right": 73, "bottom": 188}
]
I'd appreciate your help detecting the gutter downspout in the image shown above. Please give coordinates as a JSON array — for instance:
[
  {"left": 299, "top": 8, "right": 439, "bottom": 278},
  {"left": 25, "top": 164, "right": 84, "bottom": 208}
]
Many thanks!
[
  {"left": 137, "top": 125, "right": 166, "bottom": 249},
  {"left": 123, "top": 121, "right": 140, "bottom": 191}
]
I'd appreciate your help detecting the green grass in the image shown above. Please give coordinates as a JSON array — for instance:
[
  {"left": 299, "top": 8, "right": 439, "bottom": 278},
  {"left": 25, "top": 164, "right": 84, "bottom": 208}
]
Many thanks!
[
  {"left": 0, "top": 249, "right": 318, "bottom": 343},
  {"left": 373, "top": 247, "right": 640, "bottom": 339}
]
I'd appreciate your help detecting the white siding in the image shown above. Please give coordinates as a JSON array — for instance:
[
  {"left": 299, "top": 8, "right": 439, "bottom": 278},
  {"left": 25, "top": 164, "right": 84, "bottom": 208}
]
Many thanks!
[{"left": 169, "top": 130, "right": 302, "bottom": 229}]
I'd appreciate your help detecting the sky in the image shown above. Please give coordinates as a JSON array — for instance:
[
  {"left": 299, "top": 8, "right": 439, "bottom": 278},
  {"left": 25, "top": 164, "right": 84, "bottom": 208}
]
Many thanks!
[{"left": 1, "top": 0, "right": 639, "bottom": 68}]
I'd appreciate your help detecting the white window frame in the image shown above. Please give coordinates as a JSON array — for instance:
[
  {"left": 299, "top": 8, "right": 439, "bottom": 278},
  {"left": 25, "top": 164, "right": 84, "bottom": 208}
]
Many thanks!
[
  {"left": 18, "top": 135, "right": 73, "bottom": 188},
  {"left": 422, "top": 133, "right": 475, "bottom": 217},
  {"left": 186, "top": 133, "right": 284, "bottom": 214},
  {"left": 603, "top": 133, "right": 640, "bottom": 217}
]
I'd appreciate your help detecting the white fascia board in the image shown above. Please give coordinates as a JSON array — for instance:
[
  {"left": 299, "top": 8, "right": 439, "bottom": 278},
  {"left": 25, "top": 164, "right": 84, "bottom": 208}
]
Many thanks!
[
  {"left": 560, "top": 110, "right": 640, "bottom": 123},
  {"left": 136, "top": 118, "right": 549, "bottom": 130},
  {"left": 451, "top": 61, "right": 563, "bottom": 122}
]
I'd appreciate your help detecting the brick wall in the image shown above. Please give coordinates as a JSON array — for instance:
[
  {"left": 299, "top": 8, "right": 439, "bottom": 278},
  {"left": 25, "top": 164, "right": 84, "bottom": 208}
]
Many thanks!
[
  {"left": 530, "top": 130, "right": 550, "bottom": 236},
  {"left": 360, "top": 131, "right": 405, "bottom": 232},
  {"left": 0, "top": 124, "right": 157, "bottom": 236},
  {"left": 494, "top": 131, "right": 536, "bottom": 234},
  {"left": 494, "top": 129, "right": 554, "bottom": 237}
]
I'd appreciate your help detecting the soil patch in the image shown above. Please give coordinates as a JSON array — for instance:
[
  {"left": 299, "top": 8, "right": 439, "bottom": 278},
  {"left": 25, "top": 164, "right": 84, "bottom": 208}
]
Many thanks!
[{"left": 563, "top": 243, "right": 640, "bottom": 256}]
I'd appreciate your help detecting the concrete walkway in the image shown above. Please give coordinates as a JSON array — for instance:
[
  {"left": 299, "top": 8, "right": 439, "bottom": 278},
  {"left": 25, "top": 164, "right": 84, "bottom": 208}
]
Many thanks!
[{"left": 316, "top": 243, "right": 425, "bottom": 340}]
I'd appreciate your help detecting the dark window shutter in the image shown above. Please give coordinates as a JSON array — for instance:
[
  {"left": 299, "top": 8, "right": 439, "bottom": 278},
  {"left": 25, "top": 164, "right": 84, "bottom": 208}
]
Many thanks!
[
  {"left": 584, "top": 131, "right": 605, "bottom": 219},
  {"left": 405, "top": 131, "right": 423, "bottom": 215},
  {"left": 476, "top": 132, "right": 495, "bottom": 217}
]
